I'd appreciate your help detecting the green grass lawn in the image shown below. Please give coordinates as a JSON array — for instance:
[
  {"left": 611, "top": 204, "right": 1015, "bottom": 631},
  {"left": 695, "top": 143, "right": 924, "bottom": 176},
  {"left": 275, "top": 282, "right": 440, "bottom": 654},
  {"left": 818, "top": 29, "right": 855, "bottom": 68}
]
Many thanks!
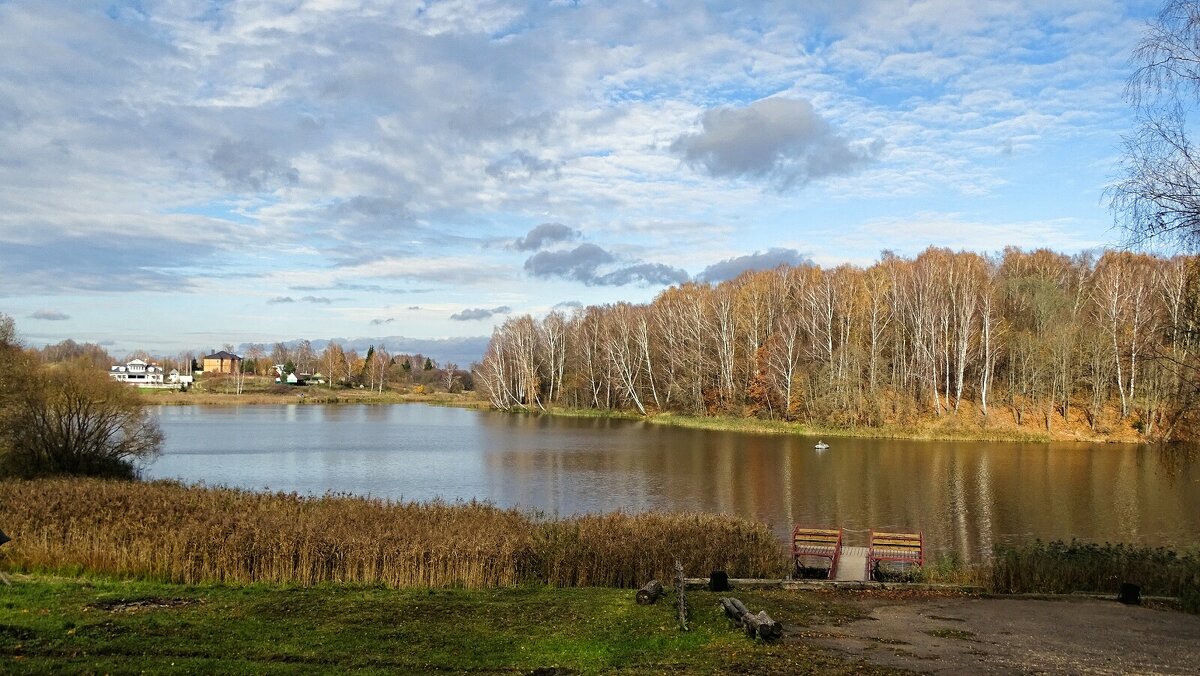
[{"left": 0, "top": 575, "right": 892, "bottom": 674}]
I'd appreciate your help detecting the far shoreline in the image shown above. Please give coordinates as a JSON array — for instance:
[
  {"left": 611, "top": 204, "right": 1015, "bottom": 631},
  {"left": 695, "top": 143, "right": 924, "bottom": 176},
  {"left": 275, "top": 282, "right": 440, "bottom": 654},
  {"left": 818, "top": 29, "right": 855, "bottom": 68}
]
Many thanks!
[{"left": 141, "top": 387, "right": 1148, "bottom": 445}]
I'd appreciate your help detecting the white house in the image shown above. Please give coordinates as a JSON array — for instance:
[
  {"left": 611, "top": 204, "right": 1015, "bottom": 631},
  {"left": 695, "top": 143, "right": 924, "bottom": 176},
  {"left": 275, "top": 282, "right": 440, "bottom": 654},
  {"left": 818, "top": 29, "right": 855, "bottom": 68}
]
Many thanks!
[
  {"left": 168, "top": 369, "right": 194, "bottom": 386},
  {"left": 109, "top": 359, "right": 164, "bottom": 385}
]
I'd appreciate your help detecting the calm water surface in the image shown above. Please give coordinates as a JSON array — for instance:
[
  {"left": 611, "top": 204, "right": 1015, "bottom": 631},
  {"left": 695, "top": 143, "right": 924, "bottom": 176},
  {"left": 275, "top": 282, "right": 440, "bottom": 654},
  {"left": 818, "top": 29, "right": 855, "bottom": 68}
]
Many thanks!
[{"left": 147, "top": 404, "right": 1200, "bottom": 559}]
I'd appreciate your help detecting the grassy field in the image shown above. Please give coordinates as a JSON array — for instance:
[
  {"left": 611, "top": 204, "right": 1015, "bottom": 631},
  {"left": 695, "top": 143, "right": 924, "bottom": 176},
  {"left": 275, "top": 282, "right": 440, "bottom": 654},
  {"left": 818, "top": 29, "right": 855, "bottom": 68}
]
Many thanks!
[{"left": 0, "top": 575, "right": 889, "bottom": 674}]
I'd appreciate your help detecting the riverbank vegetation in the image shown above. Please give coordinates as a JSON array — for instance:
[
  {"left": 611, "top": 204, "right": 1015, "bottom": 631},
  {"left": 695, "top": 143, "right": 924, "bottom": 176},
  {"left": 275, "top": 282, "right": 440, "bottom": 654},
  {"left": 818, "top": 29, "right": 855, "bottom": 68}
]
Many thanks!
[
  {"left": 991, "top": 540, "right": 1200, "bottom": 611},
  {"left": 0, "top": 479, "right": 785, "bottom": 588},
  {"left": 3, "top": 479, "right": 1197, "bottom": 612},
  {"left": 478, "top": 248, "right": 1200, "bottom": 444}
]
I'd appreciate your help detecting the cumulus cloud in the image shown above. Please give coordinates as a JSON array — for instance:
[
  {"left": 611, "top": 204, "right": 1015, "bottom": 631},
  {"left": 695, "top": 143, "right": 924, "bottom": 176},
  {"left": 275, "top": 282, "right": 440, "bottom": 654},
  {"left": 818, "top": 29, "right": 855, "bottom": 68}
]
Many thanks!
[
  {"left": 300, "top": 295, "right": 332, "bottom": 304},
  {"left": 370, "top": 317, "right": 395, "bottom": 325},
  {"left": 267, "top": 296, "right": 296, "bottom": 304},
  {"left": 30, "top": 309, "right": 70, "bottom": 321},
  {"left": 696, "top": 248, "right": 812, "bottom": 283},
  {"left": 553, "top": 301, "right": 583, "bottom": 310},
  {"left": 511, "top": 223, "right": 580, "bottom": 251},
  {"left": 450, "top": 306, "right": 512, "bottom": 321},
  {"left": 670, "top": 97, "right": 881, "bottom": 189},
  {"left": 594, "top": 263, "right": 690, "bottom": 286},
  {"left": 524, "top": 243, "right": 688, "bottom": 287},
  {"left": 524, "top": 243, "right": 614, "bottom": 279}
]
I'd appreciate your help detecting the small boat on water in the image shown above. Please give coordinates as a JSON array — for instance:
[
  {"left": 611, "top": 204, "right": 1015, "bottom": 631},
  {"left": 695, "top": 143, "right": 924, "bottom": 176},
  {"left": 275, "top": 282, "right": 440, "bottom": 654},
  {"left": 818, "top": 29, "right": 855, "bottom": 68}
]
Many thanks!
[{"left": 814, "top": 441, "right": 830, "bottom": 450}]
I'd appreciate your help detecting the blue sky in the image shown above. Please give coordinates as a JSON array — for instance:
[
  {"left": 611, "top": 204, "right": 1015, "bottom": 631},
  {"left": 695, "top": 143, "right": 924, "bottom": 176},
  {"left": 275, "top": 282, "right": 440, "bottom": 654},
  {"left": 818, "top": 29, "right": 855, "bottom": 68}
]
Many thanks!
[{"left": 0, "top": 0, "right": 1161, "bottom": 359}]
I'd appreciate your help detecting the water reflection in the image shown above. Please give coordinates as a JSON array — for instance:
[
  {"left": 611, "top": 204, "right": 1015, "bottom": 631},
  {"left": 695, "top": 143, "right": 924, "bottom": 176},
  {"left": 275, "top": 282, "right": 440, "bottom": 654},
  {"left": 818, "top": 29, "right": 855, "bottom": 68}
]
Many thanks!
[{"left": 147, "top": 404, "right": 1200, "bottom": 560}]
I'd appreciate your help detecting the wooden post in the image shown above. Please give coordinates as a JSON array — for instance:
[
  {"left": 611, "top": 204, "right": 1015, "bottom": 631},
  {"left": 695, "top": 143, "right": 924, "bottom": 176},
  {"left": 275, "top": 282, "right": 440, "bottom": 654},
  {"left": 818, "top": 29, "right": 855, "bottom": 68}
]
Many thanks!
[
  {"left": 636, "top": 579, "right": 664, "bottom": 605},
  {"left": 674, "top": 561, "right": 688, "bottom": 631}
]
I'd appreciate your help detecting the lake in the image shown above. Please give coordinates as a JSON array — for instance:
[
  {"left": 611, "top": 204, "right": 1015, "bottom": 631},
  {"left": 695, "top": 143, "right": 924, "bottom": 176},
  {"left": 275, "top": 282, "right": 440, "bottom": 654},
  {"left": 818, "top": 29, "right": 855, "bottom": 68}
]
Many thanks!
[{"left": 146, "top": 404, "right": 1200, "bottom": 559}]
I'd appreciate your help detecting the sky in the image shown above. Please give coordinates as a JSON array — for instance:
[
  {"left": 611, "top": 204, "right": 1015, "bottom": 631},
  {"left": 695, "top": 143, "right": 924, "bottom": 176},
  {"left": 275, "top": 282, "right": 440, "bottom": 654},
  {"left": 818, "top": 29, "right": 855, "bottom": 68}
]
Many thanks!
[{"left": 0, "top": 0, "right": 1163, "bottom": 360}]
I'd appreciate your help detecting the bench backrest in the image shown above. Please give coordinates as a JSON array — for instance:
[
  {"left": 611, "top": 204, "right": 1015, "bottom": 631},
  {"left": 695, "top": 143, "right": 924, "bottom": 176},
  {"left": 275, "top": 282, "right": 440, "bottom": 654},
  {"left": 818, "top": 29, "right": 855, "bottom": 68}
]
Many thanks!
[
  {"left": 869, "top": 531, "right": 922, "bottom": 550},
  {"left": 792, "top": 527, "right": 841, "bottom": 547}
]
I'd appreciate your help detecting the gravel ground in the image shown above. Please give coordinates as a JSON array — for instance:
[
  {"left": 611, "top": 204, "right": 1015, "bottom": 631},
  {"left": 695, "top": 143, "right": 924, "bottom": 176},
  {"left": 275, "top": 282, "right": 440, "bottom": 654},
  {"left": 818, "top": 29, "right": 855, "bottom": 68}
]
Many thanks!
[{"left": 800, "top": 595, "right": 1200, "bottom": 674}]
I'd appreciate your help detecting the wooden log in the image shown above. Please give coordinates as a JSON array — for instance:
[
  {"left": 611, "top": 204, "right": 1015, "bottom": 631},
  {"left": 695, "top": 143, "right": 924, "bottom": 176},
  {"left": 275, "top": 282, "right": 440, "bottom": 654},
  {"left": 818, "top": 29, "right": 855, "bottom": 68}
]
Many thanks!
[
  {"left": 719, "top": 597, "right": 782, "bottom": 642},
  {"left": 636, "top": 579, "right": 664, "bottom": 605},
  {"left": 728, "top": 597, "right": 751, "bottom": 617},
  {"left": 754, "top": 610, "right": 782, "bottom": 641},
  {"left": 742, "top": 611, "right": 765, "bottom": 639},
  {"left": 719, "top": 597, "right": 742, "bottom": 622}
]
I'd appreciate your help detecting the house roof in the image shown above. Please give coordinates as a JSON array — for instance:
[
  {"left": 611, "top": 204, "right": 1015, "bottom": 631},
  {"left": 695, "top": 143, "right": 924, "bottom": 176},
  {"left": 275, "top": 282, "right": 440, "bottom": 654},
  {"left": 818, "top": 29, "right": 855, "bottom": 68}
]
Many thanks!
[{"left": 204, "top": 350, "right": 242, "bottom": 360}]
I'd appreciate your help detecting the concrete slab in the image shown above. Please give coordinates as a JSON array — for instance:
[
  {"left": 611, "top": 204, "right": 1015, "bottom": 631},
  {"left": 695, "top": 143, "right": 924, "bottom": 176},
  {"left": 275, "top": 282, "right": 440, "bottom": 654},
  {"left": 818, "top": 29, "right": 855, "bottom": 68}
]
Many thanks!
[{"left": 835, "top": 546, "right": 869, "bottom": 582}]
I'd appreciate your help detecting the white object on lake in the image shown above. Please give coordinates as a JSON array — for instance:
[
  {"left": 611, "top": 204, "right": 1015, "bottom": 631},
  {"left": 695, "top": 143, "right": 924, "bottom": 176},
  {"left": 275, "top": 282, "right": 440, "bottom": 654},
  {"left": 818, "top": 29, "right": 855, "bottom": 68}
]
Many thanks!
[{"left": 814, "top": 441, "right": 830, "bottom": 450}]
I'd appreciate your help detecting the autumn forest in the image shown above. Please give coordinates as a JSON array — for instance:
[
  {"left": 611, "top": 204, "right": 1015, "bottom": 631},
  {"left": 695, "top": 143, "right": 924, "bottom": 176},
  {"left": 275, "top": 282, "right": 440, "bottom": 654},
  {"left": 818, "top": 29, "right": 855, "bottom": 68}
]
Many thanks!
[{"left": 477, "top": 248, "right": 1200, "bottom": 442}]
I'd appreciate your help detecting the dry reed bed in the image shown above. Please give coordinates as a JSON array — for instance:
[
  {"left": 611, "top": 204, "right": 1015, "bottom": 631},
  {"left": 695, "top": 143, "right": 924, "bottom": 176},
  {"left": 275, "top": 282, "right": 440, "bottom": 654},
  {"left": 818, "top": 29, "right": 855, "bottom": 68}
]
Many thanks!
[
  {"left": 991, "top": 540, "right": 1200, "bottom": 599},
  {"left": 0, "top": 479, "right": 786, "bottom": 588}
]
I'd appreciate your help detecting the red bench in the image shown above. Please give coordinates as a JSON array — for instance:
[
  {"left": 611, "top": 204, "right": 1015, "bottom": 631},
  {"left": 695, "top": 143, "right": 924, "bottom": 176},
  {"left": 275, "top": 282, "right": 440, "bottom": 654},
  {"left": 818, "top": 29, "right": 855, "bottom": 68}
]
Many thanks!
[
  {"left": 867, "top": 531, "right": 923, "bottom": 580},
  {"left": 791, "top": 527, "right": 843, "bottom": 579}
]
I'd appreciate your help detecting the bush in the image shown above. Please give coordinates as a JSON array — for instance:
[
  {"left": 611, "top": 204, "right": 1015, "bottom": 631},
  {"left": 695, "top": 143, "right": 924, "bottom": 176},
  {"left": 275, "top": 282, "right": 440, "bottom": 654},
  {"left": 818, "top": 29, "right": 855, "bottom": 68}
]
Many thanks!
[{"left": 0, "top": 365, "right": 163, "bottom": 479}]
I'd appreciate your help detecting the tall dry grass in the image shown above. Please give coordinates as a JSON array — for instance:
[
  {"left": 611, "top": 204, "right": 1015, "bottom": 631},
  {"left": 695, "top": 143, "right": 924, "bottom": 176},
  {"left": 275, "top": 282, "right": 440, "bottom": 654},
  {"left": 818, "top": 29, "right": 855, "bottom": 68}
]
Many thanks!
[
  {"left": 991, "top": 540, "right": 1200, "bottom": 601},
  {"left": 0, "top": 479, "right": 786, "bottom": 588}
]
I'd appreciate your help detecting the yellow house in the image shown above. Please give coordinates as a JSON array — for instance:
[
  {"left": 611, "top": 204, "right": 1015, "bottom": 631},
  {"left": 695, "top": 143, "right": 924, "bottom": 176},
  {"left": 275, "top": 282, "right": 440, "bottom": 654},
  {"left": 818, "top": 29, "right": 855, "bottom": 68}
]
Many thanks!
[{"left": 202, "top": 350, "right": 242, "bottom": 374}]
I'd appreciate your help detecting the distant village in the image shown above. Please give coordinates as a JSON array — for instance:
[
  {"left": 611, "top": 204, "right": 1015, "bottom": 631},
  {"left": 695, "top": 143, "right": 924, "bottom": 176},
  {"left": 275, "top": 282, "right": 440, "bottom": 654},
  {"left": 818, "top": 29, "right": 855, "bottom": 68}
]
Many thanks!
[
  {"left": 102, "top": 345, "right": 469, "bottom": 394},
  {"left": 108, "top": 351, "right": 322, "bottom": 389}
]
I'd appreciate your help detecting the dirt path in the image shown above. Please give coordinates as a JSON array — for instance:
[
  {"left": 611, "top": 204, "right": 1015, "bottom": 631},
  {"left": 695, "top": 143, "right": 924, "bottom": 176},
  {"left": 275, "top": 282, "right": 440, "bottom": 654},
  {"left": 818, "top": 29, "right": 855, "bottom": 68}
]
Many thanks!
[{"left": 801, "top": 595, "right": 1200, "bottom": 674}]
